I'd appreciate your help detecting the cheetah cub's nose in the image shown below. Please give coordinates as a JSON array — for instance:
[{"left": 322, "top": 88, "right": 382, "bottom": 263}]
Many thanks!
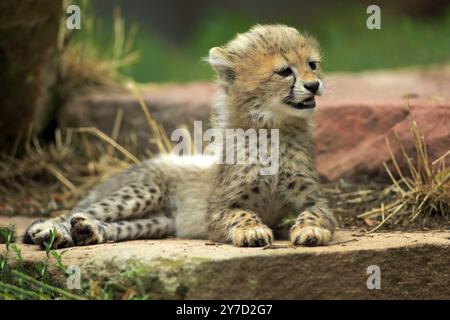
[{"left": 303, "top": 81, "right": 320, "bottom": 94}]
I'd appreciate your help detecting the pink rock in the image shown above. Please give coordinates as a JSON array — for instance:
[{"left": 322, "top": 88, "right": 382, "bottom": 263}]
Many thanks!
[
  {"left": 315, "top": 100, "right": 449, "bottom": 180},
  {"left": 315, "top": 69, "right": 450, "bottom": 180}
]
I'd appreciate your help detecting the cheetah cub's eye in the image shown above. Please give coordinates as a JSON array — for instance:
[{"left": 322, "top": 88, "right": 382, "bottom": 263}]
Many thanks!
[
  {"left": 276, "top": 67, "right": 293, "bottom": 77},
  {"left": 308, "top": 61, "right": 318, "bottom": 71}
]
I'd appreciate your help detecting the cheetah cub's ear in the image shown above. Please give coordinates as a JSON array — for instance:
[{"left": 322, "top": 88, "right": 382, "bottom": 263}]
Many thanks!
[{"left": 207, "top": 47, "right": 235, "bottom": 83}]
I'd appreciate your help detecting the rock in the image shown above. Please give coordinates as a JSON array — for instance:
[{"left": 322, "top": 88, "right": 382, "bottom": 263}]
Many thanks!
[
  {"left": 59, "top": 68, "right": 450, "bottom": 181},
  {"left": 0, "top": 0, "right": 62, "bottom": 150},
  {"left": 315, "top": 100, "right": 450, "bottom": 181},
  {"left": 3, "top": 216, "right": 450, "bottom": 299},
  {"left": 315, "top": 68, "right": 450, "bottom": 180}
]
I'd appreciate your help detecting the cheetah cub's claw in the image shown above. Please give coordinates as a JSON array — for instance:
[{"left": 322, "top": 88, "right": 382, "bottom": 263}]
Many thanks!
[
  {"left": 70, "top": 213, "right": 103, "bottom": 246},
  {"left": 231, "top": 224, "right": 273, "bottom": 247},
  {"left": 290, "top": 224, "right": 332, "bottom": 247}
]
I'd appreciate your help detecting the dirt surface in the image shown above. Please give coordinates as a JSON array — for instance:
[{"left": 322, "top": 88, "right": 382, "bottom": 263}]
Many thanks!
[
  {"left": 324, "top": 177, "right": 450, "bottom": 231},
  {"left": 2, "top": 216, "right": 450, "bottom": 299}
]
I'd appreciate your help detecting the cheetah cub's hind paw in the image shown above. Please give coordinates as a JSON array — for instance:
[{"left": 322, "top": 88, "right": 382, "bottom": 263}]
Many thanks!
[
  {"left": 23, "top": 220, "right": 74, "bottom": 249},
  {"left": 70, "top": 213, "right": 103, "bottom": 246},
  {"left": 290, "top": 224, "right": 332, "bottom": 247},
  {"left": 231, "top": 224, "right": 273, "bottom": 247}
]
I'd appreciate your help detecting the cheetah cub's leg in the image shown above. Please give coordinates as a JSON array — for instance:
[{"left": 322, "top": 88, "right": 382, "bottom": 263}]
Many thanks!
[
  {"left": 24, "top": 182, "right": 165, "bottom": 248},
  {"left": 69, "top": 213, "right": 174, "bottom": 245},
  {"left": 70, "top": 182, "right": 164, "bottom": 246},
  {"left": 282, "top": 178, "right": 336, "bottom": 246},
  {"left": 290, "top": 206, "right": 335, "bottom": 246},
  {"left": 290, "top": 194, "right": 336, "bottom": 246},
  {"left": 72, "top": 183, "right": 163, "bottom": 222},
  {"left": 209, "top": 209, "right": 273, "bottom": 247}
]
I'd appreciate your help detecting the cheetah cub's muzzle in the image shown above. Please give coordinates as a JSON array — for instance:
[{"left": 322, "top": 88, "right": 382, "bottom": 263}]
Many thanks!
[{"left": 283, "top": 79, "right": 324, "bottom": 110}]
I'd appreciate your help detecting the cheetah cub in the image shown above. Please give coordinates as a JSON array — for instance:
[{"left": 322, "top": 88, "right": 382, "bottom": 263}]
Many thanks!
[{"left": 24, "top": 24, "right": 336, "bottom": 249}]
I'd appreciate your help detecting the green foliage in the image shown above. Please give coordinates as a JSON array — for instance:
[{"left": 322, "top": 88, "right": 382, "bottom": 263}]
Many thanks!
[
  {"left": 63, "top": 2, "right": 449, "bottom": 83},
  {"left": 0, "top": 226, "right": 77, "bottom": 300},
  {"left": 113, "top": 5, "right": 450, "bottom": 82},
  {"left": 0, "top": 225, "right": 15, "bottom": 247},
  {"left": 0, "top": 225, "right": 151, "bottom": 300}
]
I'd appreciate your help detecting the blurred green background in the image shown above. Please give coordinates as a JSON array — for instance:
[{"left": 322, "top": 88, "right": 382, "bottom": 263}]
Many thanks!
[{"left": 90, "top": 0, "right": 450, "bottom": 83}]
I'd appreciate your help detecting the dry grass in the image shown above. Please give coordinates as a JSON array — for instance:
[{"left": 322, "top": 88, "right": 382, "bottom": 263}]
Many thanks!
[
  {"left": 0, "top": 128, "right": 131, "bottom": 216},
  {"left": 358, "top": 120, "right": 450, "bottom": 232},
  {"left": 1, "top": 0, "right": 170, "bottom": 218},
  {"left": 0, "top": 87, "right": 170, "bottom": 217},
  {"left": 58, "top": 1, "right": 139, "bottom": 95},
  {"left": 127, "top": 82, "right": 172, "bottom": 154},
  {"left": 0, "top": 2, "right": 172, "bottom": 216}
]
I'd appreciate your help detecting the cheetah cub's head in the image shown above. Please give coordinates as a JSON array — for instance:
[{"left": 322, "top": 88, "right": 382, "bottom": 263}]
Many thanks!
[{"left": 208, "top": 24, "right": 323, "bottom": 124}]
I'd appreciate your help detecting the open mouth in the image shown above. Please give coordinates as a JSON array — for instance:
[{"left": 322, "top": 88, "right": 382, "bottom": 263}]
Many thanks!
[{"left": 285, "top": 96, "right": 316, "bottom": 110}]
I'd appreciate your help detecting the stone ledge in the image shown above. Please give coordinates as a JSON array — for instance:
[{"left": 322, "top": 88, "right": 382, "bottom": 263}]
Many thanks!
[{"left": 2, "top": 216, "right": 450, "bottom": 299}]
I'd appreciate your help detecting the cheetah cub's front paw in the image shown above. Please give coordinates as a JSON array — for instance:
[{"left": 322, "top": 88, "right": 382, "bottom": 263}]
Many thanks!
[
  {"left": 290, "top": 224, "right": 332, "bottom": 247},
  {"left": 70, "top": 213, "right": 103, "bottom": 246},
  {"left": 231, "top": 224, "right": 273, "bottom": 247}
]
